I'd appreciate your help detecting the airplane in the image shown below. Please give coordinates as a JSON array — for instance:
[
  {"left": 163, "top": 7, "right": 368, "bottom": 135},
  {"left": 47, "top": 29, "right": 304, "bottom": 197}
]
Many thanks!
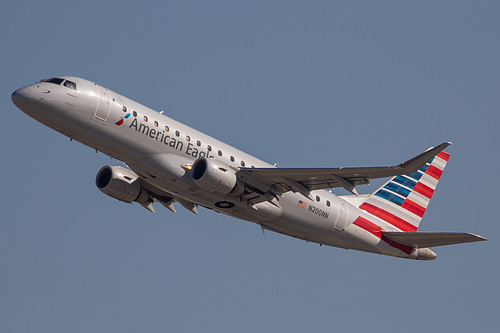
[{"left": 11, "top": 76, "right": 487, "bottom": 260}]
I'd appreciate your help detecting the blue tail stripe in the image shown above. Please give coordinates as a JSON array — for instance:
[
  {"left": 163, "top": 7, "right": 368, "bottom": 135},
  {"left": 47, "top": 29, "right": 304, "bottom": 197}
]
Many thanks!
[
  {"left": 384, "top": 182, "right": 411, "bottom": 197},
  {"left": 393, "top": 176, "right": 417, "bottom": 189},
  {"left": 407, "top": 171, "right": 424, "bottom": 181},
  {"left": 375, "top": 189, "right": 404, "bottom": 206},
  {"left": 419, "top": 164, "right": 429, "bottom": 173}
]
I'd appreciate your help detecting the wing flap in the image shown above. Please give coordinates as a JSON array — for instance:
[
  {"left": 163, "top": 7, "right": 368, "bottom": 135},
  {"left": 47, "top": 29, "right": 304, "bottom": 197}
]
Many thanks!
[{"left": 382, "top": 231, "right": 487, "bottom": 248}]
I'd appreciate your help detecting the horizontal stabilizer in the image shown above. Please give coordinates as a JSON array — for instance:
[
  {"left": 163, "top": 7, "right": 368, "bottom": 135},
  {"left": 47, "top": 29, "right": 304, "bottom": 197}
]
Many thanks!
[{"left": 382, "top": 231, "right": 487, "bottom": 248}]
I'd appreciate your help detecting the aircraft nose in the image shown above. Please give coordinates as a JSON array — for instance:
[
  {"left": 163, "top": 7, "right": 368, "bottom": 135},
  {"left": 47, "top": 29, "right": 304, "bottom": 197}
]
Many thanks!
[{"left": 11, "top": 86, "right": 33, "bottom": 107}]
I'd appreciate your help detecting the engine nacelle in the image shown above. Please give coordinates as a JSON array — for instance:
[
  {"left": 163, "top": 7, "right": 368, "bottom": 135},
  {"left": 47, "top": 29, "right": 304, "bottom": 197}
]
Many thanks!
[
  {"left": 96, "top": 166, "right": 149, "bottom": 203},
  {"left": 191, "top": 157, "right": 241, "bottom": 194}
]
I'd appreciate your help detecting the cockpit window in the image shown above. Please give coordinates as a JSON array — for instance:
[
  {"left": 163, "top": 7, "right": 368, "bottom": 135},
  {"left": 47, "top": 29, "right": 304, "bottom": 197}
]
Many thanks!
[
  {"left": 41, "top": 78, "right": 65, "bottom": 85},
  {"left": 63, "top": 80, "right": 77, "bottom": 90}
]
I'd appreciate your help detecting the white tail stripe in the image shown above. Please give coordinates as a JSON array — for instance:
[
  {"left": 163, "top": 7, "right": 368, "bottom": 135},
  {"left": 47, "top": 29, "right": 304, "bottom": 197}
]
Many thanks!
[
  {"left": 407, "top": 190, "right": 430, "bottom": 209},
  {"left": 420, "top": 173, "right": 439, "bottom": 189},
  {"left": 432, "top": 157, "right": 447, "bottom": 170},
  {"left": 364, "top": 196, "right": 420, "bottom": 226}
]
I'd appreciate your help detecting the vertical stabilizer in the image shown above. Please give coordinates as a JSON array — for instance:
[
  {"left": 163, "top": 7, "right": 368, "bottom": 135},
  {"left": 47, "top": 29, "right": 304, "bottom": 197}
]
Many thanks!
[{"left": 357, "top": 150, "right": 450, "bottom": 232}]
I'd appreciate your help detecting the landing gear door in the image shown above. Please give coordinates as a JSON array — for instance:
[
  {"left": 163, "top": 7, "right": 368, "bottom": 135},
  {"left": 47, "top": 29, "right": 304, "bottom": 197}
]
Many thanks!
[{"left": 93, "top": 84, "right": 111, "bottom": 121}]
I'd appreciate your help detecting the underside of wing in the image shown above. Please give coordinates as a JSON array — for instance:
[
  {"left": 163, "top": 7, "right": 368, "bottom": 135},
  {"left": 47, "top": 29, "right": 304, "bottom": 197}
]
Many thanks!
[
  {"left": 240, "top": 142, "right": 452, "bottom": 195},
  {"left": 382, "top": 232, "right": 487, "bottom": 248}
]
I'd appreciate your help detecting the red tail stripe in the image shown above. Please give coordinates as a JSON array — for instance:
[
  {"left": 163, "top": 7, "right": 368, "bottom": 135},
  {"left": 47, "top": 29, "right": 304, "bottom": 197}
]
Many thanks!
[
  {"left": 426, "top": 165, "right": 443, "bottom": 180},
  {"left": 437, "top": 151, "right": 450, "bottom": 161},
  {"left": 353, "top": 217, "right": 413, "bottom": 255},
  {"left": 359, "top": 203, "right": 418, "bottom": 232},
  {"left": 413, "top": 182, "right": 434, "bottom": 199},
  {"left": 353, "top": 216, "right": 382, "bottom": 237},
  {"left": 401, "top": 199, "right": 425, "bottom": 218}
]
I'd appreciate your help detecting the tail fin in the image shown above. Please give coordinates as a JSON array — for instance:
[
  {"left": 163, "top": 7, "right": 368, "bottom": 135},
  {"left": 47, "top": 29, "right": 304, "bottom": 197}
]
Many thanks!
[{"left": 358, "top": 149, "right": 450, "bottom": 232}]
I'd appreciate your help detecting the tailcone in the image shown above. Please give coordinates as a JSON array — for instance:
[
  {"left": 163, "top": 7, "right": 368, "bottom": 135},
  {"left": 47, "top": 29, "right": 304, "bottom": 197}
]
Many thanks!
[{"left": 415, "top": 247, "right": 437, "bottom": 260}]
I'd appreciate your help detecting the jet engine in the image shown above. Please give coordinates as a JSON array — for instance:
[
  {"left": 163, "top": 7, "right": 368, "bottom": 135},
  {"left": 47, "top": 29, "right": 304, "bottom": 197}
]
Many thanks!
[
  {"left": 96, "top": 166, "right": 149, "bottom": 203},
  {"left": 191, "top": 157, "right": 243, "bottom": 194}
]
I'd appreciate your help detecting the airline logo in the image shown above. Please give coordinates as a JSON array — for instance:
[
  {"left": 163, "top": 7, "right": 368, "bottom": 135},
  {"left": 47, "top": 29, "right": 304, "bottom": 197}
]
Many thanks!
[
  {"left": 365, "top": 151, "right": 449, "bottom": 225},
  {"left": 354, "top": 150, "right": 450, "bottom": 255},
  {"left": 115, "top": 113, "right": 131, "bottom": 126}
]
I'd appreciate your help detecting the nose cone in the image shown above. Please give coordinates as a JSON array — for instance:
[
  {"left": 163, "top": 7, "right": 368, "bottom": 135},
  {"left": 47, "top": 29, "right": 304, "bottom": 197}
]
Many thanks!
[{"left": 11, "top": 86, "right": 33, "bottom": 108}]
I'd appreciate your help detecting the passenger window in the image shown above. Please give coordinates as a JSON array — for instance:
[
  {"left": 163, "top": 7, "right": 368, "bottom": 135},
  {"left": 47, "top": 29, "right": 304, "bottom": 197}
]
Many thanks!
[
  {"left": 218, "top": 150, "right": 222, "bottom": 156},
  {"left": 316, "top": 196, "right": 320, "bottom": 202},
  {"left": 154, "top": 121, "right": 159, "bottom": 127},
  {"left": 196, "top": 140, "right": 201, "bottom": 147},
  {"left": 326, "top": 200, "right": 331, "bottom": 207},
  {"left": 241, "top": 161, "right": 245, "bottom": 167},
  {"left": 122, "top": 106, "right": 127, "bottom": 112},
  {"left": 186, "top": 135, "right": 191, "bottom": 141},
  {"left": 207, "top": 145, "right": 212, "bottom": 151},
  {"left": 165, "top": 125, "right": 169, "bottom": 132},
  {"left": 63, "top": 80, "right": 77, "bottom": 90},
  {"left": 230, "top": 156, "right": 235, "bottom": 162},
  {"left": 175, "top": 130, "right": 180, "bottom": 137},
  {"left": 133, "top": 111, "right": 137, "bottom": 117},
  {"left": 143, "top": 116, "right": 148, "bottom": 122}
]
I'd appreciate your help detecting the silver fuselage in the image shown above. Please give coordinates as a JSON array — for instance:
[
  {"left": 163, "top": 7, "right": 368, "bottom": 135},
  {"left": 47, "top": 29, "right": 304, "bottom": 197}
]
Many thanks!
[{"left": 12, "top": 76, "right": 429, "bottom": 259}]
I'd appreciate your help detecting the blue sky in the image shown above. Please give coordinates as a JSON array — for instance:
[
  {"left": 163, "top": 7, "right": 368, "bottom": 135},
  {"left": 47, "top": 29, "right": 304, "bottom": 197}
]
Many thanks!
[{"left": 1, "top": 1, "right": 498, "bottom": 332}]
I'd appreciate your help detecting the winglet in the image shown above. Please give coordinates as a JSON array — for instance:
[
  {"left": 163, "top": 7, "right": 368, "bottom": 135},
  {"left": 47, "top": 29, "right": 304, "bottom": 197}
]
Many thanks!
[{"left": 399, "top": 142, "right": 452, "bottom": 174}]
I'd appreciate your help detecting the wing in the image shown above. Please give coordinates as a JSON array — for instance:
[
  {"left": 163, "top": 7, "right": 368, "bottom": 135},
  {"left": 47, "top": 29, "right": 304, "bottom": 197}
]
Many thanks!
[{"left": 239, "top": 142, "right": 451, "bottom": 200}]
